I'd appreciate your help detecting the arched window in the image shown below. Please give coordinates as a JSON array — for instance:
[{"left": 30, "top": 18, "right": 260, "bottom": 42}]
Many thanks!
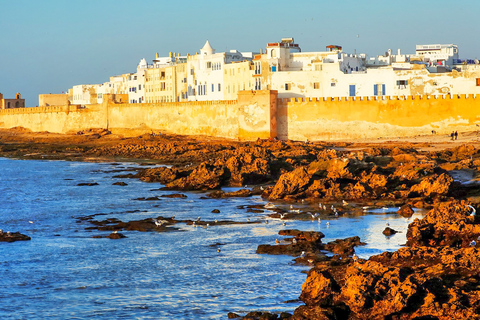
[{"left": 271, "top": 50, "right": 276, "bottom": 58}]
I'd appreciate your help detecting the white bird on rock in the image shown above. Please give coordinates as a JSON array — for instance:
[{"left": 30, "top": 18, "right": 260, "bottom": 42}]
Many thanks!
[{"left": 468, "top": 205, "right": 476, "bottom": 216}]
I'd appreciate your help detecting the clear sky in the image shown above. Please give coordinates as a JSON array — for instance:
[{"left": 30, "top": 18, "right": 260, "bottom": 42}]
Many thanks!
[{"left": 1, "top": 0, "right": 479, "bottom": 107}]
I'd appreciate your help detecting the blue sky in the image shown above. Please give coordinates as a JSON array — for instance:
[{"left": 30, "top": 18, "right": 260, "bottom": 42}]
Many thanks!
[{"left": 1, "top": 0, "right": 479, "bottom": 106}]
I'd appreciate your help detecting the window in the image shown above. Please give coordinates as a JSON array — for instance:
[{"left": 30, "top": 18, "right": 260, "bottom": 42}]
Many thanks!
[
  {"left": 218, "top": 83, "right": 221, "bottom": 91},
  {"left": 331, "top": 83, "right": 336, "bottom": 87},
  {"left": 190, "top": 69, "right": 194, "bottom": 75},
  {"left": 271, "top": 66, "right": 277, "bottom": 72},
  {"left": 212, "top": 84, "right": 214, "bottom": 92},
  {"left": 396, "top": 80, "right": 408, "bottom": 88},
  {"left": 285, "top": 83, "right": 291, "bottom": 90},
  {"left": 349, "top": 85, "right": 356, "bottom": 97},
  {"left": 139, "top": 85, "right": 141, "bottom": 90},
  {"left": 476, "top": 78, "right": 480, "bottom": 86},
  {"left": 207, "top": 62, "right": 212, "bottom": 68},
  {"left": 313, "top": 82, "right": 320, "bottom": 89}
]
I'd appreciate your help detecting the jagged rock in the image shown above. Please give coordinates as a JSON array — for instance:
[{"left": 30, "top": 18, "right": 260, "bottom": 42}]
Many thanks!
[
  {"left": 160, "top": 193, "right": 187, "bottom": 198},
  {"left": 294, "top": 201, "right": 480, "bottom": 319},
  {"left": 406, "top": 200, "right": 480, "bottom": 247},
  {"left": 166, "top": 162, "right": 228, "bottom": 190},
  {"left": 0, "top": 231, "right": 31, "bottom": 242},
  {"left": 409, "top": 173, "right": 454, "bottom": 197},
  {"left": 107, "top": 232, "right": 126, "bottom": 239},
  {"left": 269, "top": 167, "right": 312, "bottom": 200},
  {"left": 382, "top": 227, "right": 398, "bottom": 236},
  {"left": 323, "top": 236, "right": 365, "bottom": 256},
  {"left": 397, "top": 203, "right": 415, "bottom": 218},
  {"left": 112, "top": 181, "right": 128, "bottom": 186},
  {"left": 207, "top": 189, "right": 253, "bottom": 198},
  {"left": 77, "top": 182, "right": 99, "bottom": 186}
]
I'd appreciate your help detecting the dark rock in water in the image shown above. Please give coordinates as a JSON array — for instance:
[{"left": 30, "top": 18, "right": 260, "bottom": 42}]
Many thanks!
[
  {"left": 77, "top": 182, "right": 99, "bottom": 186},
  {"left": 241, "top": 311, "right": 279, "bottom": 320},
  {"left": 0, "top": 231, "right": 31, "bottom": 242},
  {"left": 107, "top": 232, "right": 127, "bottom": 239},
  {"left": 382, "top": 227, "right": 398, "bottom": 236},
  {"left": 134, "top": 196, "right": 160, "bottom": 201},
  {"left": 112, "top": 181, "right": 128, "bottom": 186},
  {"left": 160, "top": 193, "right": 187, "bottom": 198},
  {"left": 227, "top": 312, "right": 240, "bottom": 318},
  {"left": 324, "top": 236, "right": 366, "bottom": 257},
  {"left": 211, "top": 209, "right": 220, "bottom": 213},
  {"left": 207, "top": 189, "right": 253, "bottom": 198},
  {"left": 397, "top": 203, "right": 414, "bottom": 218}
]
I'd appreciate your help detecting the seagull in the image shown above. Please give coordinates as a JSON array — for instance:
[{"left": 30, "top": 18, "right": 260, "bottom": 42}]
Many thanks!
[
  {"left": 319, "top": 202, "right": 323, "bottom": 208},
  {"left": 192, "top": 221, "right": 197, "bottom": 227},
  {"left": 470, "top": 240, "right": 477, "bottom": 246},
  {"left": 214, "top": 219, "right": 218, "bottom": 223},
  {"left": 301, "top": 251, "right": 305, "bottom": 258},
  {"left": 279, "top": 213, "right": 287, "bottom": 219},
  {"left": 265, "top": 220, "right": 269, "bottom": 224},
  {"left": 275, "top": 239, "right": 280, "bottom": 244},
  {"left": 196, "top": 217, "right": 201, "bottom": 222},
  {"left": 318, "top": 217, "right": 321, "bottom": 223},
  {"left": 342, "top": 200, "right": 348, "bottom": 206},
  {"left": 353, "top": 253, "right": 358, "bottom": 262},
  {"left": 260, "top": 186, "right": 264, "bottom": 191},
  {"left": 28, "top": 221, "right": 34, "bottom": 224},
  {"left": 468, "top": 205, "right": 476, "bottom": 216},
  {"left": 308, "top": 259, "right": 314, "bottom": 264},
  {"left": 217, "top": 248, "right": 221, "bottom": 253},
  {"left": 112, "top": 230, "right": 117, "bottom": 234},
  {"left": 382, "top": 207, "right": 388, "bottom": 211},
  {"left": 292, "top": 238, "right": 297, "bottom": 244},
  {"left": 282, "top": 222, "right": 287, "bottom": 226},
  {"left": 309, "top": 212, "right": 319, "bottom": 220},
  {"left": 264, "top": 203, "right": 276, "bottom": 209},
  {"left": 153, "top": 218, "right": 166, "bottom": 227},
  {"left": 326, "top": 222, "right": 330, "bottom": 227},
  {"left": 290, "top": 209, "right": 300, "bottom": 213},
  {"left": 247, "top": 218, "right": 250, "bottom": 222},
  {"left": 335, "top": 212, "right": 339, "bottom": 217}
]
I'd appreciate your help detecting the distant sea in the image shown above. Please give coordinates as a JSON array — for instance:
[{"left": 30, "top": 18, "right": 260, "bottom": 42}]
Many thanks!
[{"left": 0, "top": 158, "right": 421, "bottom": 319}]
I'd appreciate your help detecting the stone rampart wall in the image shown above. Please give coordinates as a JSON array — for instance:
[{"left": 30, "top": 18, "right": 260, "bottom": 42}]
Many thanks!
[
  {"left": 277, "top": 94, "right": 480, "bottom": 140},
  {"left": 1, "top": 91, "right": 480, "bottom": 141}
]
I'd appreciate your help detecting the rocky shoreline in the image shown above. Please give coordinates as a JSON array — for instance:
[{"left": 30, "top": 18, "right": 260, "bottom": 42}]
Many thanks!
[{"left": 2, "top": 128, "right": 480, "bottom": 319}]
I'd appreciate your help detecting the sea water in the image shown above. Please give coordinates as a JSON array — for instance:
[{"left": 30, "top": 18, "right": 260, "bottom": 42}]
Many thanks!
[{"left": 0, "top": 158, "right": 423, "bottom": 319}]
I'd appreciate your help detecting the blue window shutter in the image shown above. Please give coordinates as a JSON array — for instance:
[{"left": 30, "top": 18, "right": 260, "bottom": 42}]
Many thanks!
[
  {"left": 374, "top": 84, "right": 378, "bottom": 96},
  {"left": 349, "top": 85, "right": 356, "bottom": 97},
  {"left": 382, "top": 84, "right": 386, "bottom": 95}
]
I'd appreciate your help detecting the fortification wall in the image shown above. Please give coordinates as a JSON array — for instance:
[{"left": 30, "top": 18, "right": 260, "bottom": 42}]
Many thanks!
[
  {"left": 278, "top": 94, "right": 480, "bottom": 140},
  {"left": 0, "top": 105, "right": 106, "bottom": 133},
  {"left": 106, "top": 100, "right": 240, "bottom": 138},
  {"left": 1, "top": 91, "right": 479, "bottom": 141},
  {"left": 0, "top": 91, "right": 275, "bottom": 139}
]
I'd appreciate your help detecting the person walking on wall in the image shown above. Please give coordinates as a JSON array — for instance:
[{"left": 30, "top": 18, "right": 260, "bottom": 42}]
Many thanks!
[
  {"left": 451, "top": 132, "right": 455, "bottom": 141},
  {"left": 455, "top": 131, "right": 458, "bottom": 140}
]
